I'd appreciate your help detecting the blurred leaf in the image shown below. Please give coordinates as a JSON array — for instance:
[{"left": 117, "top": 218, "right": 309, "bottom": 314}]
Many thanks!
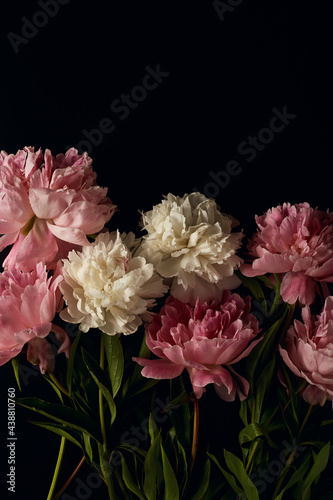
[
  {"left": 143, "top": 433, "right": 163, "bottom": 500},
  {"left": 190, "top": 457, "right": 211, "bottom": 500},
  {"left": 67, "top": 330, "right": 82, "bottom": 397},
  {"left": 103, "top": 333, "right": 124, "bottom": 398},
  {"left": 160, "top": 443, "right": 180, "bottom": 500},
  {"left": 254, "top": 357, "right": 276, "bottom": 423},
  {"left": 208, "top": 452, "right": 243, "bottom": 496},
  {"left": 224, "top": 449, "right": 259, "bottom": 500},
  {"left": 280, "top": 364, "right": 300, "bottom": 426},
  {"left": 29, "top": 420, "right": 82, "bottom": 448},
  {"left": 169, "top": 377, "right": 191, "bottom": 450},
  {"left": 83, "top": 434, "right": 94, "bottom": 465},
  {"left": 120, "top": 452, "right": 146, "bottom": 500},
  {"left": 235, "top": 271, "right": 267, "bottom": 310},
  {"left": 174, "top": 438, "right": 188, "bottom": 496},
  {"left": 148, "top": 412, "right": 159, "bottom": 444},
  {"left": 11, "top": 356, "right": 22, "bottom": 391},
  {"left": 302, "top": 442, "right": 331, "bottom": 500},
  {"left": 274, "top": 455, "right": 310, "bottom": 500},
  {"left": 81, "top": 348, "right": 117, "bottom": 425},
  {"left": 16, "top": 397, "right": 102, "bottom": 442}
]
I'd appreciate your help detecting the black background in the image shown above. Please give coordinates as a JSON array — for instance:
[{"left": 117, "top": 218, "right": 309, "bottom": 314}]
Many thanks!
[{"left": 0, "top": 1, "right": 332, "bottom": 498}]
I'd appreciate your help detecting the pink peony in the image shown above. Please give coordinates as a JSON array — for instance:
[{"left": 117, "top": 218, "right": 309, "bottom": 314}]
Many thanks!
[
  {"left": 0, "top": 262, "right": 70, "bottom": 373},
  {"left": 241, "top": 203, "right": 333, "bottom": 305},
  {"left": 0, "top": 146, "right": 116, "bottom": 271},
  {"left": 134, "top": 292, "right": 261, "bottom": 400},
  {"left": 279, "top": 296, "right": 333, "bottom": 406}
]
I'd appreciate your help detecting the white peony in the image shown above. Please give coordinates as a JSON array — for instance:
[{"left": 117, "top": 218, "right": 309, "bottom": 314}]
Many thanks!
[
  {"left": 59, "top": 231, "right": 168, "bottom": 335},
  {"left": 138, "top": 192, "right": 243, "bottom": 304}
]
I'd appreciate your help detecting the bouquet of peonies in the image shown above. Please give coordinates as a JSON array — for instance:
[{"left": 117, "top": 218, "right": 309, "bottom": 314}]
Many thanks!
[{"left": 1, "top": 147, "right": 333, "bottom": 499}]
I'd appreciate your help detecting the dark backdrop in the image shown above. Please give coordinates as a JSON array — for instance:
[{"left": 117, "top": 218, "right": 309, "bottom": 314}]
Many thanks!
[{"left": 0, "top": 1, "right": 332, "bottom": 498}]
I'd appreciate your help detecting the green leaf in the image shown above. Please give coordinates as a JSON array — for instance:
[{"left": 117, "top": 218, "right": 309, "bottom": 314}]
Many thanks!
[
  {"left": 176, "top": 439, "right": 188, "bottom": 496},
  {"left": 274, "top": 455, "right": 310, "bottom": 500},
  {"left": 254, "top": 356, "right": 276, "bottom": 422},
  {"left": 190, "top": 457, "right": 211, "bottom": 500},
  {"left": 160, "top": 443, "right": 180, "bottom": 500},
  {"left": 67, "top": 330, "right": 82, "bottom": 397},
  {"left": 208, "top": 452, "right": 243, "bottom": 496},
  {"left": 143, "top": 433, "right": 163, "bottom": 500},
  {"left": 29, "top": 421, "right": 83, "bottom": 448},
  {"left": 247, "top": 316, "right": 285, "bottom": 385},
  {"left": 239, "top": 423, "right": 265, "bottom": 448},
  {"left": 15, "top": 397, "right": 102, "bottom": 443},
  {"left": 235, "top": 270, "right": 267, "bottom": 309},
  {"left": 103, "top": 333, "right": 124, "bottom": 398},
  {"left": 302, "top": 442, "right": 331, "bottom": 500},
  {"left": 11, "top": 356, "right": 22, "bottom": 391},
  {"left": 120, "top": 452, "right": 146, "bottom": 500},
  {"left": 148, "top": 412, "right": 159, "bottom": 444},
  {"left": 224, "top": 449, "right": 259, "bottom": 500},
  {"left": 169, "top": 377, "right": 191, "bottom": 450},
  {"left": 83, "top": 434, "right": 94, "bottom": 465},
  {"left": 81, "top": 348, "right": 117, "bottom": 425}
]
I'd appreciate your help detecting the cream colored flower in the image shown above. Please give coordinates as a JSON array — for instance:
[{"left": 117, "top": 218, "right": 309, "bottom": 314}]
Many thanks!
[
  {"left": 138, "top": 192, "right": 243, "bottom": 304},
  {"left": 59, "top": 231, "right": 167, "bottom": 335}
]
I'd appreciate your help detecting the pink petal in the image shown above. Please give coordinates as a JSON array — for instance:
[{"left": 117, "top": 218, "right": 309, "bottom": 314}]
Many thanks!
[
  {"left": 51, "top": 324, "right": 71, "bottom": 357},
  {"left": 302, "top": 385, "right": 328, "bottom": 406},
  {"left": 53, "top": 201, "right": 110, "bottom": 234},
  {"left": 14, "top": 219, "right": 58, "bottom": 271},
  {"left": 280, "top": 272, "right": 316, "bottom": 305},
  {"left": 133, "top": 357, "right": 184, "bottom": 379},
  {"left": 0, "top": 345, "right": 23, "bottom": 367},
  {"left": 308, "top": 257, "right": 333, "bottom": 281},
  {"left": 29, "top": 188, "right": 73, "bottom": 219},
  {"left": 47, "top": 222, "right": 90, "bottom": 247},
  {"left": 26, "top": 337, "right": 55, "bottom": 374},
  {"left": 252, "top": 251, "right": 292, "bottom": 274}
]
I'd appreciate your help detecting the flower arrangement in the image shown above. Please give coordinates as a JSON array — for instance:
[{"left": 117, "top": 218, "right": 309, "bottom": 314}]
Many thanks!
[{"left": 1, "top": 147, "right": 333, "bottom": 499}]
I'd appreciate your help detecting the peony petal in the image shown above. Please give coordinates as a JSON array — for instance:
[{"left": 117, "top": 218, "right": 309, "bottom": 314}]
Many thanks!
[
  {"left": 29, "top": 187, "right": 74, "bottom": 219},
  {"left": 26, "top": 337, "right": 55, "bottom": 374},
  {"left": 0, "top": 345, "right": 23, "bottom": 367},
  {"left": 15, "top": 219, "right": 58, "bottom": 271},
  {"left": 280, "top": 272, "right": 316, "bottom": 305},
  {"left": 47, "top": 222, "right": 90, "bottom": 246},
  {"left": 133, "top": 357, "right": 184, "bottom": 379},
  {"left": 53, "top": 201, "right": 111, "bottom": 234}
]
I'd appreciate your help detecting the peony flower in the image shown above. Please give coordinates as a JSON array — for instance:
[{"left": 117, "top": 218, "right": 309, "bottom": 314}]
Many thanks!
[
  {"left": 0, "top": 146, "right": 116, "bottom": 271},
  {"left": 59, "top": 231, "right": 168, "bottom": 335},
  {"left": 133, "top": 292, "right": 261, "bottom": 400},
  {"left": 0, "top": 263, "right": 70, "bottom": 373},
  {"left": 138, "top": 192, "right": 243, "bottom": 305},
  {"left": 279, "top": 296, "right": 333, "bottom": 406},
  {"left": 241, "top": 202, "right": 333, "bottom": 305}
]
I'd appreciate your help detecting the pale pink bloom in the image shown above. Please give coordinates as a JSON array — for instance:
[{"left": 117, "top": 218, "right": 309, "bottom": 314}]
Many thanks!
[
  {"left": 0, "top": 147, "right": 116, "bottom": 271},
  {"left": 241, "top": 203, "right": 333, "bottom": 305},
  {"left": 134, "top": 292, "right": 261, "bottom": 400},
  {"left": 0, "top": 263, "right": 70, "bottom": 373},
  {"left": 279, "top": 297, "right": 333, "bottom": 406}
]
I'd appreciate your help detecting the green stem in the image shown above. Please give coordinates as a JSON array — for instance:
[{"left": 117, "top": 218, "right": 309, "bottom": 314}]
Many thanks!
[
  {"left": 272, "top": 404, "right": 313, "bottom": 499},
  {"left": 99, "top": 334, "right": 108, "bottom": 452},
  {"left": 190, "top": 396, "right": 200, "bottom": 476},
  {"left": 298, "top": 404, "right": 313, "bottom": 439},
  {"left": 52, "top": 456, "right": 85, "bottom": 500},
  {"left": 99, "top": 334, "right": 115, "bottom": 499},
  {"left": 245, "top": 440, "right": 260, "bottom": 475},
  {"left": 48, "top": 371, "right": 70, "bottom": 398},
  {"left": 47, "top": 437, "right": 66, "bottom": 500}
]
